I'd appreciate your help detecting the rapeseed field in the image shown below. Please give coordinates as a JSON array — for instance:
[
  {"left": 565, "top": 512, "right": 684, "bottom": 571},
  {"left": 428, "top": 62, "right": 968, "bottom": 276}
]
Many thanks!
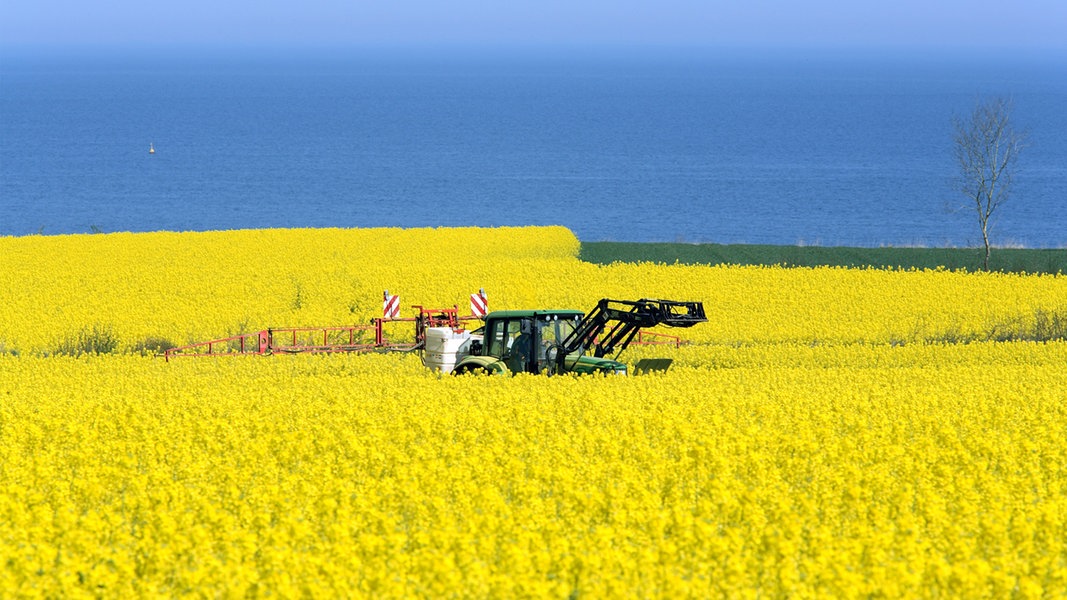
[{"left": 1, "top": 227, "right": 1065, "bottom": 598}]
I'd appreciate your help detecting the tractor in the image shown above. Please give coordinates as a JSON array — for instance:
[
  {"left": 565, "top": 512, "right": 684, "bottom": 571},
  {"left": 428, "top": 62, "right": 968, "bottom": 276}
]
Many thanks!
[
  {"left": 163, "top": 293, "right": 705, "bottom": 375},
  {"left": 425, "top": 299, "right": 706, "bottom": 376}
]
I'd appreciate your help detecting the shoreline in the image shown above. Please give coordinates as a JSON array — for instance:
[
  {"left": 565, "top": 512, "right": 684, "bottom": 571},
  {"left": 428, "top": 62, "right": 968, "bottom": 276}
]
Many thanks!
[{"left": 4, "top": 227, "right": 1064, "bottom": 274}]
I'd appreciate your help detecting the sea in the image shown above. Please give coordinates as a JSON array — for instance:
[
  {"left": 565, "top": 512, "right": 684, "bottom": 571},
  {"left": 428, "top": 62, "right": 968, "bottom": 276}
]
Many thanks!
[{"left": 2, "top": 47, "right": 1065, "bottom": 247}]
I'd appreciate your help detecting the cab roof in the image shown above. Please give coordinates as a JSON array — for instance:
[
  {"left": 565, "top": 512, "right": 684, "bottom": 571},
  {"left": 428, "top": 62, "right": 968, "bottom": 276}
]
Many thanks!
[{"left": 483, "top": 309, "right": 583, "bottom": 320}]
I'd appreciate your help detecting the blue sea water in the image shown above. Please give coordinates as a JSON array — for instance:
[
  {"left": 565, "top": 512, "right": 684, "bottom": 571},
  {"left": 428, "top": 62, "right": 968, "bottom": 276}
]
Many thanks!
[{"left": 1, "top": 48, "right": 1065, "bottom": 246}]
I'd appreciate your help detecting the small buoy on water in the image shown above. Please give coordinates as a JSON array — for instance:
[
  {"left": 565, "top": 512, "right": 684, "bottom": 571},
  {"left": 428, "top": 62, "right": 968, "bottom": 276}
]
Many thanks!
[{"left": 149, "top": 142, "right": 155, "bottom": 154}]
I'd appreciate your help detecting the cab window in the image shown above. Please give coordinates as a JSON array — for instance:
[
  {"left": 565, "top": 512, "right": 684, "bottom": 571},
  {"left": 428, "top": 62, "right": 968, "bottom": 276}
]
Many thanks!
[
  {"left": 487, "top": 319, "right": 524, "bottom": 358},
  {"left": 486, "top": 319, "right": 508, "bottom": 357}
]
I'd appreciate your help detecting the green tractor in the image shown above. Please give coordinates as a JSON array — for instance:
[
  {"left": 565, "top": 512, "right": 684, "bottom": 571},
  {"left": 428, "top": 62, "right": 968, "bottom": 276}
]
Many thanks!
[{"left": 440, "top": 299, "right": 706, "bottom": 376}]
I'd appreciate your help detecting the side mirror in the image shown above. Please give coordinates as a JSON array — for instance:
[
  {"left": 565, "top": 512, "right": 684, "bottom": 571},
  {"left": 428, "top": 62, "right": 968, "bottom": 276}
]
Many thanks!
[
  {"left": 542, "top": 346, "right": 561, "bottom": 375},
  {"left": 470, "top": 340, "right": 483, "bottom": 355}
]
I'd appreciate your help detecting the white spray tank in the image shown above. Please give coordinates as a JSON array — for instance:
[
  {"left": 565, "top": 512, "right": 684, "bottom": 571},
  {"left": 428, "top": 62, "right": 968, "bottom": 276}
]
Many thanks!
[{"left": 422, "top": 327, "right": 477, "bottom": 374}]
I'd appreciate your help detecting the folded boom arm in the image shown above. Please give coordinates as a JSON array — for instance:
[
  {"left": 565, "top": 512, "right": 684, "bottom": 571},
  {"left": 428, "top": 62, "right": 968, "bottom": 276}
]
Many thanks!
[{"left": 560, "top": 298, "right": 707, "bottom": 359}]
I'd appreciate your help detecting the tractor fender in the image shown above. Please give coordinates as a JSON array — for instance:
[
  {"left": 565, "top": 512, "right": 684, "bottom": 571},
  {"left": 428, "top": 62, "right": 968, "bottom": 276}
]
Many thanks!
[
  {"left": 452, "top": 355, "right": 509, "bottom": 376},
  {"left": 570, "top": 355, "right": 628, "bottom": 375}
]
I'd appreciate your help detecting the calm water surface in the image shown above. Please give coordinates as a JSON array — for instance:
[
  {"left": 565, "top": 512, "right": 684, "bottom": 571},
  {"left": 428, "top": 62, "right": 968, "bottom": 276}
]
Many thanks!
[{"left": 2, "top": 50, "right": 1065, "bottom": 246}]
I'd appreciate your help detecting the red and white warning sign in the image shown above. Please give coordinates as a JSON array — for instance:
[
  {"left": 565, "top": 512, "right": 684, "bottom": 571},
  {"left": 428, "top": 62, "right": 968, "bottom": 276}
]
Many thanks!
[
  {"left": 383, "top": 290, "right": 400, "bottom": 319},
  {"left": 470, "top": 288, "right": 488, "bottom": 318}
]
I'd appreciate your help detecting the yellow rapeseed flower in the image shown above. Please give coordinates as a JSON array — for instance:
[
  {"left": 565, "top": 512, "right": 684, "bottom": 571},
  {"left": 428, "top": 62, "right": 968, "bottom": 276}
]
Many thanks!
[{"left": 0, "top": 227, "right": 1065, "bottom": 598}]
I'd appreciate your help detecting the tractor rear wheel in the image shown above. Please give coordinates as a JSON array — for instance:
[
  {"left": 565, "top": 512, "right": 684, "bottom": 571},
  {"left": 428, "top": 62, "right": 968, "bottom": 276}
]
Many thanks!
[{"left": 453, "top": 364, "right": 493, "bottom": 376}]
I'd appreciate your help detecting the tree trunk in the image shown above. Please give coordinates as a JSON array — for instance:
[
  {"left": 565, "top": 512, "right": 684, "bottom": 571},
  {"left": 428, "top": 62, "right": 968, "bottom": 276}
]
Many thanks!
[{"left": 982, "top": 222, "right": 991, "bottom": 271}]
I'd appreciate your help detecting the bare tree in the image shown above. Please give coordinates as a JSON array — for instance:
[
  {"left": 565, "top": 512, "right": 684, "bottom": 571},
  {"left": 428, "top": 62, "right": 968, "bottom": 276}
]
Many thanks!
[{"left": 953, "top": 96, "right": 1026, "bottom": 271}]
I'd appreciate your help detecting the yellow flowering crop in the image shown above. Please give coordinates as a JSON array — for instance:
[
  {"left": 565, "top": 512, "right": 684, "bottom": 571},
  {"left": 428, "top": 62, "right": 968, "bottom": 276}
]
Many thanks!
[
  {"left": 1, "top": 227, "right": 1065, "bottom": 598},
  {"left": 0, "top": 226, "right": 1063, "bottom": 354}
]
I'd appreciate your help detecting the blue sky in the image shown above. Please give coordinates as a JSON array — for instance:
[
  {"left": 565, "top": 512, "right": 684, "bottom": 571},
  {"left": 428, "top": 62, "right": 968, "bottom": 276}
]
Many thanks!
[{"left": 2, "top": 0, "right": 1065, "bottom": 54}]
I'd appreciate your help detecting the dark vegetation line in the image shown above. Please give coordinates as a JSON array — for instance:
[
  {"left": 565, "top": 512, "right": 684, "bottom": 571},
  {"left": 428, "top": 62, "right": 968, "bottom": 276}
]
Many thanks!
[{"left": 579, "top": 242, "right": 1067, "bottom": 275}]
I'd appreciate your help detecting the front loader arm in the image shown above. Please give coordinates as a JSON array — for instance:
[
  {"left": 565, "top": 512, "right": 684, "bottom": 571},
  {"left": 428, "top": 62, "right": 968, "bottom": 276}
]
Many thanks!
[{"left": 561, "top": 299, "right": 707, "bottom": 359}]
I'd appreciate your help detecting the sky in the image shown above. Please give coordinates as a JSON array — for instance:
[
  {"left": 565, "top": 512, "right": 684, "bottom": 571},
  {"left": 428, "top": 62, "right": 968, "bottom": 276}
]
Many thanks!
[{"left": 1, "top": 0, "right": 1065, "bottom": 55}]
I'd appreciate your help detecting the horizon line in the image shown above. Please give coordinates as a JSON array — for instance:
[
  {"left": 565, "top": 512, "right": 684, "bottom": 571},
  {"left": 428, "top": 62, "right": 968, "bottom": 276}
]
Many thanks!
[{"left": 3, "top": 41, "right": 1066, "bottom": 64}]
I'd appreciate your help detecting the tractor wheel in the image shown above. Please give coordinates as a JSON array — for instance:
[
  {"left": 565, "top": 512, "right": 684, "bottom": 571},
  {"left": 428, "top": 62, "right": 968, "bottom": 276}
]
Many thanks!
[{"left": 453, "top": 364, "right": 493, "bottom": 376}]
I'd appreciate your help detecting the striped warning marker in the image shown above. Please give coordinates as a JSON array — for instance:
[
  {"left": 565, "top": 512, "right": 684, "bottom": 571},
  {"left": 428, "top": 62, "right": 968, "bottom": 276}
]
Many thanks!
[
  {"left": 383, "top": 290, "right": 400, "bottom": 319},
  {"left": 470, "top": 288, "right": 488, "bottom": 318}
]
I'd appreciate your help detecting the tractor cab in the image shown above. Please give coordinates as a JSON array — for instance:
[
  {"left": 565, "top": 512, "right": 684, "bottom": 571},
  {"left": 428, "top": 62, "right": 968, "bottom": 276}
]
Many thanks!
[
  {"left": 455, "top": 310, "right": 627, "bottom": 375},
  {"left": 485, "top": 311, "right": 579, "bottom": 374}
]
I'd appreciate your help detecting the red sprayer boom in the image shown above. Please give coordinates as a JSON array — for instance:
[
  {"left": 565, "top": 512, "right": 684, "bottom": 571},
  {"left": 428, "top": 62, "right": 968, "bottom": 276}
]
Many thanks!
[{"left": 163, "top": 289, "right": 689, "bottom": 363}]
